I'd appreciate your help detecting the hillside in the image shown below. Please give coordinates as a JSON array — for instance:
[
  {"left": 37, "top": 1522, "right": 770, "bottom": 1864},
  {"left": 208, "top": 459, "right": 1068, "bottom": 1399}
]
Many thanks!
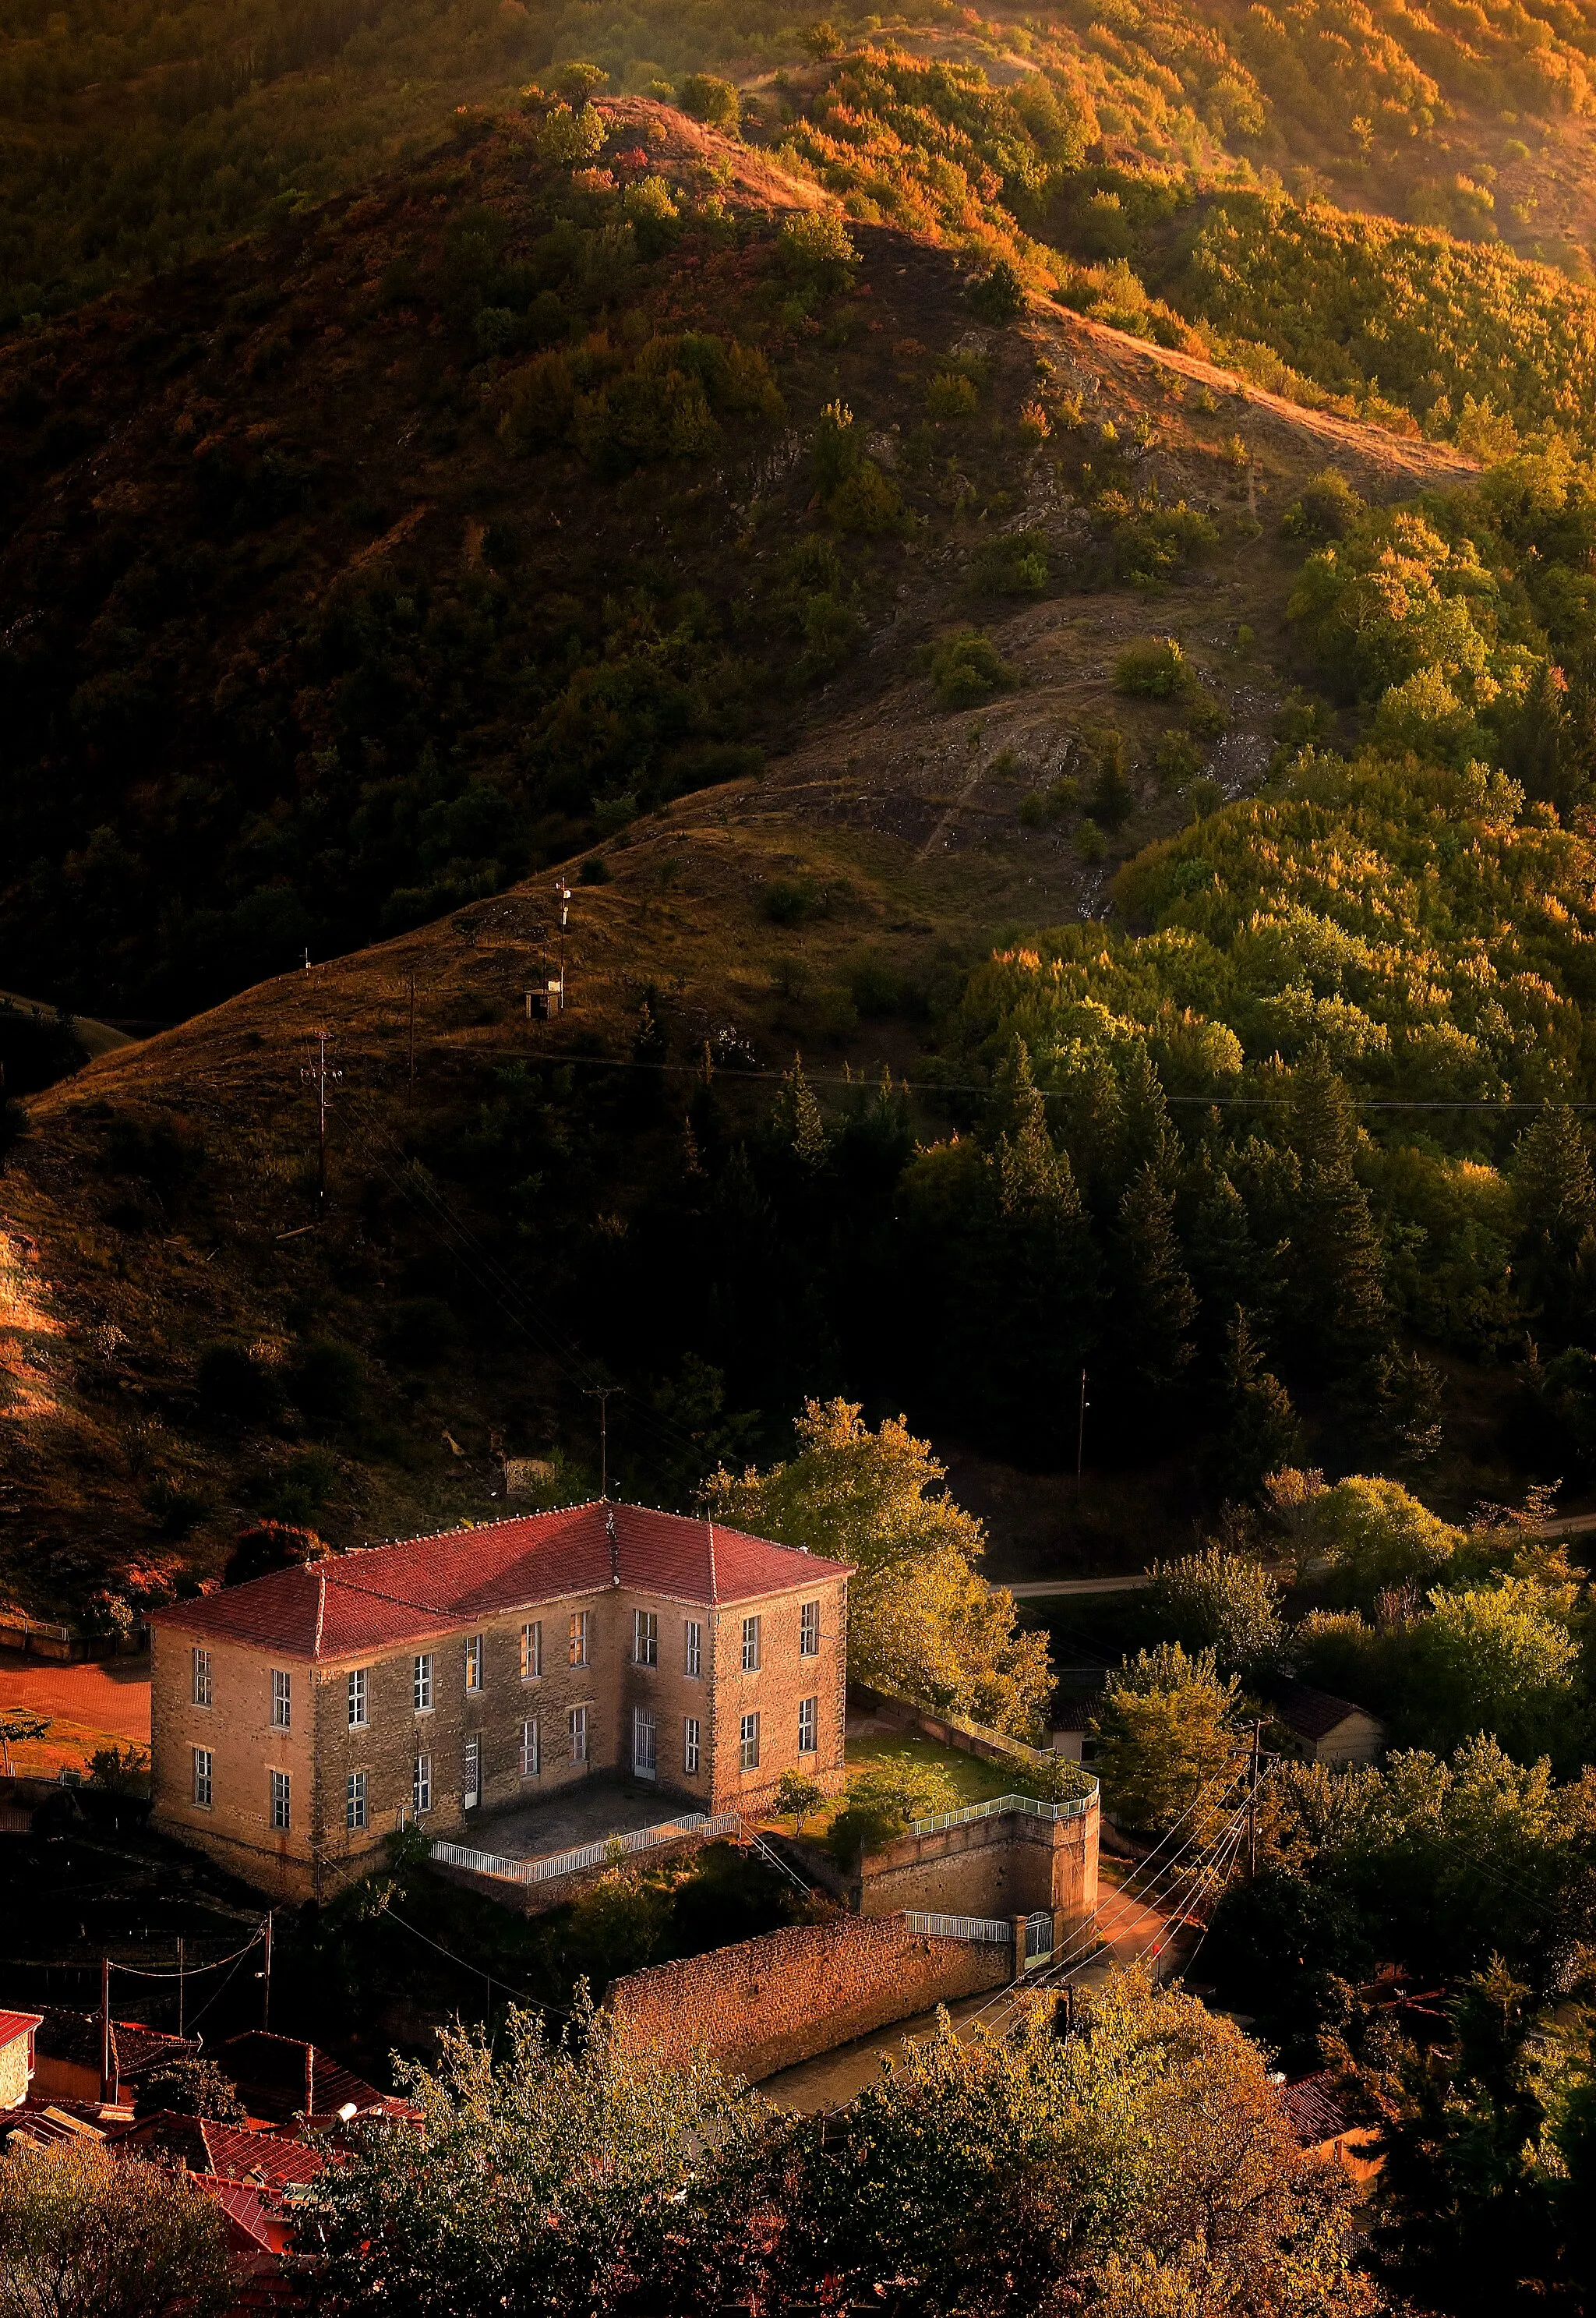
[{"left": 0, "top": 91, "right": 1499, "bottom": 1621}]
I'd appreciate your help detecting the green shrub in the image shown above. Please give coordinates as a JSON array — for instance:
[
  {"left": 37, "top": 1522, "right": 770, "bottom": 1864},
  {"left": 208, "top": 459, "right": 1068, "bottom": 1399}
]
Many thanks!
[
  {"left": 500, "top": 351, "right": 576, "bottom": 453},
  {"left": 1153, "top": 729, "right": 1204, "bottom": 785},
  {"left": 535, "top": 101, "right": 606, "bottom": 164},
  {"left": 813, "top": 399, "right": 859, "bottom": 495},
  {"left": 197, "top": 1343, "right": 278, "bottom": 1423},
  {"left": 779, "top": 210, "right": 859, "bottom": 291},
  {"left": 827, "top": 1751, "right": 963, "bottom": 1865},
  {"left": 291, "top": 1337, "right": 365, "bottom": 1428},
  {"left": 1100, "top": 493, "right": 1219, "bottom": 588},
  {"left": 801, "top": 590, "right": 864, "bottom": 673},
  {"left": 1185, "top": 686, "right": 1229, "bottom": 740},
  {"left": 1282, "top": 469, "right": 1367, "bottom": 542},
  {"left": 830, "top": 461, "right": 904, "bottom": 535},
  {"left": 1087, "top": 727, "right": 1135, "bottom": 829},
  {"left": 930, "top": 629, "right": 1012, "bottom": 707},
  {"left": 1077, "top": 816, "right": 1106, "bottom": 860},
  {"left": 578, "top": 855, "right": 611, "bottom": 883},
  {"left": 761, "top": 877, "right": 818, "bottom": 925},
  {"left": 1019, "top": 775, "right": 1079, "bottom": 826},
  {"left": 971, "top": 530, "right": 1048, "bottom": 595},
  {"left": 1114, "top": 636, "right": 1188, "bottom": 697},
  {"left": 927, "top": 369, "right": 980, "bottom": 421},
  {"left": 968, "top": 258, "right": 1026, "bottom": 323},
  {"left": 678, "top": 72, "right": 739, "bottom": 128}
]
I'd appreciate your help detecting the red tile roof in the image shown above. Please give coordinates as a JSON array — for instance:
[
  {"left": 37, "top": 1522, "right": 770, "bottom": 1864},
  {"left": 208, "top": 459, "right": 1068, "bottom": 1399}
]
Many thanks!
[
  {"left": 1280, "top": 2071, "right": 1358, "bottom": 2146},
  {"left": 154, "top": 1501, "right": 851, "bottom": 1661},
  {"left": 219, "top": 2033, "right": 393, "bottom": 2125},
  {"left": 115, "top": 2111, "right": 326, "bottom": 2189},
  {"left": 0, "top": 2011, "right": 41, "bottom": 2051},
  {"left": 35, "top": 2009, "right": 191, "bottom": 2080}
]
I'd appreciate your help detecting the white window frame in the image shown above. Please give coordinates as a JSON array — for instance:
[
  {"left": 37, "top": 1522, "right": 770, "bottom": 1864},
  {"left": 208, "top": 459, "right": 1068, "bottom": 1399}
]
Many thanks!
[
  {"left": 800, "top": 1599, "right": 820, "bottom": 1657},
  {"left": 684, "top": 1620, "right": 701, "bottom": 1678},
  {"left": 798, "top": 1695, "right": 818, "bottom": 1754},
  {"left": 464, "top": 1634, "right": 483, "bottom": 1693},
  {"left": 192, "top": 1747, "right": 212, "bottom": 1808},
  {"left": 683, "top": 1716, "right": 700, "bottom": 1776},
  {"left": 521, "top": 1621, "right": 543, "bottom": 1680},
  {"left": 740, "top": 1712, "right": 760, "bottom": 1771},
  {"left": 270, "top": 1769, "right": 291, "bottom": 1832},
  {"left": 520, "top": 1719, "right": 541, "bottom": 1777},
  {"left": 742, "top": 1614, "right": 761, "bottom": 1673},
  {"left": 634, "top": 1610, "right": 658, "bottom": 1668},
  {"left": 192, "top": 1647, "right": 213, "bottom": 1708},
  {"left": 569, "top": 1705, "right": 588, "bottom": 1764},
  {"left": 414, "top": 1653, "right": 434, "bottom": 1713},
  {"left": 413, "top": 1754, "right": 432, "bottom": 1815},
  {"left": 271, "top": 1668, "right": 291, "bottom": 1730},
  {"left": 348, "top": 1668, "right": 368, "bottom": 1728},
  {"left": 464, "top": 1734, "right": 481, "bottom": 1810},
  {"left": 568, "top": 1612, "right": 589, "bottom": 1670},
  {"left": 346, "top": 1770, "right": 367, "bottom": 1831}
]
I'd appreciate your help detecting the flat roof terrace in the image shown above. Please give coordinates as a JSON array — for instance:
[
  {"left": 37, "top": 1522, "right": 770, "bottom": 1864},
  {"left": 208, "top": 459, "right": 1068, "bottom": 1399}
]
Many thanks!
[{"left": 460, "top": 1776, "right": 695, "bottom": 1864}]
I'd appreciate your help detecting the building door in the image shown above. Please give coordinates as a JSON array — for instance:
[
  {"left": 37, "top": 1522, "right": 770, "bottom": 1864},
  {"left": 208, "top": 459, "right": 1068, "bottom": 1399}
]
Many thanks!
[
  {"left": 464, "top": 1735, "right": 481, "bottom": 1811},
  {"left": 633, "top": 1708, "right": 657, "bottom": 1781}
]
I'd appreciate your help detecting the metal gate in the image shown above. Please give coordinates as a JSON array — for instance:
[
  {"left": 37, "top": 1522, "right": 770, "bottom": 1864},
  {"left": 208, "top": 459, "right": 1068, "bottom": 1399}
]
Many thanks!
[{"left": 1025, "top": 1910, "right": 1053, "bottom": 1964}]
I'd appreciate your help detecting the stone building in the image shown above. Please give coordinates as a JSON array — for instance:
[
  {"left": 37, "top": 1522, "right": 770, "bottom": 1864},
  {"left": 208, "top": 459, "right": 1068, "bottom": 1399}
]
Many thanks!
[{"left": 149, "top": 1500, "right": 851, "bottom": 1899}]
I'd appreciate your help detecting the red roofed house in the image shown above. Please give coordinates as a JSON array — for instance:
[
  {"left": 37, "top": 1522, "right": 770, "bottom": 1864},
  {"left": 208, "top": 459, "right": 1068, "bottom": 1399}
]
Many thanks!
[
  {"left": 150, "top": 1500, "right": 851, "bottom": 1899},
  {"left": 0, "top": 2012, "right": 41, "bottom": 2109}
]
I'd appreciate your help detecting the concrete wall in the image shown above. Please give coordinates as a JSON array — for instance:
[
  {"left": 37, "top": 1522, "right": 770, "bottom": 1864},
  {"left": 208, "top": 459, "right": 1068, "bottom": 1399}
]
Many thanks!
[
  {"left": 430, "top": 1821, "right": 719, "bottom": 1917},
  {"left": 0, "top": 2030, "right": 34, "bottom": 2110},
  {"left": 605, "top": 1910, "right": 1012, "bottom": 2081},
  {"left": 858, "top": 1798, "right": 1098, "bottom": 1935}
]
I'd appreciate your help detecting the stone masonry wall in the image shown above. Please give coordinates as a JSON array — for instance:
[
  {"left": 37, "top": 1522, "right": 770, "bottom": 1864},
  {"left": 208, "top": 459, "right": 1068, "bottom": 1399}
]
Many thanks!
[
  {"left": 605, "top": 1910, "right": 1012, "bottom": 2081},
  {"left": 858, "top": 1800, "right": 1099, "bottom": 1931}
]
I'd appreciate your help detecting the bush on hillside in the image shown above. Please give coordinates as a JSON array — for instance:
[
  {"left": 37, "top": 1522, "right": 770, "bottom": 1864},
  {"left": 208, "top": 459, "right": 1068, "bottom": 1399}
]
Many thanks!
[{"left": 930, "top": 629, "right": 1012, "bottom": 706}]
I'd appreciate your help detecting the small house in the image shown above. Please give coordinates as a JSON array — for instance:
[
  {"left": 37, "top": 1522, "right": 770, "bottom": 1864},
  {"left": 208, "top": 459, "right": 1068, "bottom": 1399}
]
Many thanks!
[{"left": 1269, "top": 1680, "right": 1385, "bottom": 1767}]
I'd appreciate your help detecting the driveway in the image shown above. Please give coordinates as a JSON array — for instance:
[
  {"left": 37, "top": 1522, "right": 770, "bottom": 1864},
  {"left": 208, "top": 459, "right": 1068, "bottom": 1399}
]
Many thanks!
[{"left": 0, "top": 1652, "right": 151, "bottom": 1744}]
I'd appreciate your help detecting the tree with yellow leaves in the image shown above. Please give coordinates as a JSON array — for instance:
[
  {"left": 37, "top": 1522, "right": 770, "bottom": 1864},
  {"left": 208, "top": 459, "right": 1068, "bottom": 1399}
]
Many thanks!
[{"left": 702, "top": 1397, "right": 1054, "bottom": 1738}]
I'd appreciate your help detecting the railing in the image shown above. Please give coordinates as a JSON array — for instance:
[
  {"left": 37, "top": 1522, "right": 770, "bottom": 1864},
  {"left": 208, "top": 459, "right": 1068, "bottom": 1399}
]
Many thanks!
[
  {"left": 905, "top": 1910, "right": 1013, "bottom": 1944},
  {"left": 432, "top": 1811, "right": 736, "bottom": 1885},
  {"left": 906, "top": 1785, "right": 1098, "bottom": 1839}
]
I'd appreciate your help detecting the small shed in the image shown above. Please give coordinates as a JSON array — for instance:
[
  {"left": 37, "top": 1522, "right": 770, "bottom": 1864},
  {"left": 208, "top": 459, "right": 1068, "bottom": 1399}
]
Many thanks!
[
  {"left": 1270, "top": 1681, "right": 1385, "bottom": 1767},
  {"left": 1050, "top": 1697, "right": 1100, "bottom": 1766},
  {"left": 1280, "top": 2070, "right": 1383, "bottom": 2187}
]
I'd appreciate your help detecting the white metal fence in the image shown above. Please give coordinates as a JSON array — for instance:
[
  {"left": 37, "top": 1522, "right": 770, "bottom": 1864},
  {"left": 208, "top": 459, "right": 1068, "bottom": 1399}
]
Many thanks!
[
  {"left": 906, "top": 1786, "right": 1097, "bottom": 1839},
  {"left": 432, "top": 1811, "right": 738, "bottom": 1886},
  {"left": 903, "top": 1910, "right": 1013, "bottom": 1944}
]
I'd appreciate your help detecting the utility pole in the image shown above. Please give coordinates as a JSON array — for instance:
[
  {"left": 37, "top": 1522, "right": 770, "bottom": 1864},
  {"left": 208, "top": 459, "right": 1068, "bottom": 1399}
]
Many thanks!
[
  {"left": 261, "top": 1911, "right": 273, "bottom": 2030},
  {"left": 587, "top": 1386, "right": 620, "bottom": 1499},
  {"left": 1247, "top": 1719, "right": 1263, "bottom": 1880},
  {"left": 178, "top": 1936, "right": 185, "bottom": 2040},
  {"left": 554, "top": 878, "right": 572, "bottom": 1009},
  {"left": 301, "top": 1034, "right": 342, "bottom": 1212},
  {"left": 407, "top": 976, "right": 416, "bottom": 1105},
  {"left": 100, "top": 1956, "right": 111, "bottom": 2101},
  {"left": 1076, "top": 1369, "right": 1089, "bottom": 1491}
]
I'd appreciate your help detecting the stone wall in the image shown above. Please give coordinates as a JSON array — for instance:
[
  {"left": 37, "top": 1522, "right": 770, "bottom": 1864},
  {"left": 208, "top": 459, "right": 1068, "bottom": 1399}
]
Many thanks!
[
  {"left": 605, "top": 1910, "right": 1012, "bottom": 2081},
  {"left": 430, "top": 1819, "right": 722, "bottom": 1917},
  {"left": 858, "top": 1797, "right": 1098, "bottom": 1935}
]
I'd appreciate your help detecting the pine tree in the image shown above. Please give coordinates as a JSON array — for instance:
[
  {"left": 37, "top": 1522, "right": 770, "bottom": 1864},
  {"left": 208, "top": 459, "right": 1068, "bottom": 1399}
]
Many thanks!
[
  {"left": 1288, "top": 1047, "right": 1388, "bottom": 1374},
  {"left": 776, "top": 1054, "right": 829, "bottom": 1169},
  {"left": 1119, "top": 1039, "right": 1181, "bottom": 1183},
  {"left": 1114, "top": 1163, "right": 1198, "bottom": 1394},
  {"left": 1208, "top": 1306, "right": 1303, "bottom": 1500},
  {"left": 1513, "top": 1104, "right": 1596, "bottom": 1253},
  {"left": 987, "top": 1033, "right": 1048, "bottom": 1143}
]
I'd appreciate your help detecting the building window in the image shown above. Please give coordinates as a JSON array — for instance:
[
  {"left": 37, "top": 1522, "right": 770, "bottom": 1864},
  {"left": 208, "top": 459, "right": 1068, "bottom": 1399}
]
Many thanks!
[
  {"left": 346, "top": 1771, "right": 367, "bottom": 1831},
  {"left": 742, "top": 1615, "right": 761, "bottom": 1673},
  {"left": 800, "top": 1600, "right": 820, "bottom": 1657},
  {"left": 192, "top": 1647, "right": 213, "bottom": 1708},
  {"left": 569, "top": 1612, "right": 589, "bottom": 1669},
  {"left": 270, "top": 1770, "right": 291, "bottom": 1832},
  {"left": 348, "top": 1668, "right": 368, "bottom": 1728},
  {"left": 633, "top": 1707, "right": 658, "bottom": 1779},
  {"left": 413, "top": 1754, "right": 432, "bottom": 1815},
  {"left": 192, "top": 1748, "right": 212, "bottom": 1808},
  {"left": 520, "top": 1719, "right": 541, "bottom": 1777},
  {"left": 740, "top": 1712, "right": 760, "bottom": 1771},
  {"left": 684, "top": 1620, "right": 701, "bottom": 1678},
  {"left": 465, "top": 1634, "right": 483, "bottom": 1693},
  {"left": 521, "top": 1621, "right": 542, "bottom": 1680},
  {"left": 414, "top": 1653, "right": 434, "bottom": 1712},
  {"left": 798, "top": 1696, "right": 818, "bottom": 1754},
  {"left": 464, "top": 1735, "right": 481, "bottom": 1809},
  {"left": 271, "top": 1669, "right": 291, "bottom": 1730},
  {"left": 634, "top": 1610, "right": 658, "bottom": 1668},
  {"left": 569, "top": 1705, "right": 588, "bottom": 1765},
  {"left": 683, "top": 1717, "right": 700, "bottom": 1776}
]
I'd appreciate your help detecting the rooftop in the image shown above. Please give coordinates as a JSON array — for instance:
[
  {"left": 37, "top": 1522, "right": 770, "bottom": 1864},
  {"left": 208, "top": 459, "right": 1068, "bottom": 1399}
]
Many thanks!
[
  {"left": 153, "top": 1500, "right": 851, "bottom": 1662},
  {"left": 1270, "top": 1680, "right": 1384, "bottom": 1744}
]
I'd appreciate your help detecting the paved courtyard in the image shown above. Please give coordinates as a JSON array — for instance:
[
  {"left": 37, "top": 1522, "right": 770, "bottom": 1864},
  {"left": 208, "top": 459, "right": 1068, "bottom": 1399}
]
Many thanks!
[{"left": 463, "top": 1775, "right": 698, "bottom": 1861}]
